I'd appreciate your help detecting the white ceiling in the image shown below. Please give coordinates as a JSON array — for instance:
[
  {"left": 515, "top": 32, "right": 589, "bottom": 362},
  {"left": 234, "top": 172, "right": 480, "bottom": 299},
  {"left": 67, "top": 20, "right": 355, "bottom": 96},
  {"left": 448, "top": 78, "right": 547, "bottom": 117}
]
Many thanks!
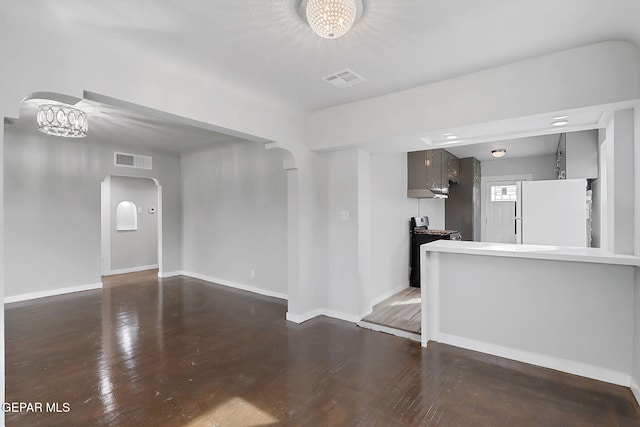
[
  {"left": 5, "top": 1, "right": 640, "bottom": 155},
  {"left": 6, "top": 0, "right": 640, "bottom": 114},
  {"left": 19, "top": 94, "right": 261, "bottom": 155},
  {"left": 445, "top": 134, "right": 562, "bottom": 162},
  {"left": 405, "top": 106, "right": 608, "bottom": 159}
]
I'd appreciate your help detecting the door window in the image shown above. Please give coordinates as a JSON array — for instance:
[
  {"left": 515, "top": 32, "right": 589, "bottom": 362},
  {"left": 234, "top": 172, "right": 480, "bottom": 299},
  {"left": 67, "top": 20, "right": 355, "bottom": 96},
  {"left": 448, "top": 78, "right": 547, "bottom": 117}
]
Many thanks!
[{"left": 490, "top": 184, "right": 517, "bottom": 202}]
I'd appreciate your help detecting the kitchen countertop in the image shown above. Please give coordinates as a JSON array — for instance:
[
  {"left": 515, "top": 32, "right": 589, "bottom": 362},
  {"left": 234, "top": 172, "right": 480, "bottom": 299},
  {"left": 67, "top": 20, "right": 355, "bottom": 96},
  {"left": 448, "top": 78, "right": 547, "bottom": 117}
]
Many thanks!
[{"left": 421, "top": 240, "right": 640, "bottom": 267}]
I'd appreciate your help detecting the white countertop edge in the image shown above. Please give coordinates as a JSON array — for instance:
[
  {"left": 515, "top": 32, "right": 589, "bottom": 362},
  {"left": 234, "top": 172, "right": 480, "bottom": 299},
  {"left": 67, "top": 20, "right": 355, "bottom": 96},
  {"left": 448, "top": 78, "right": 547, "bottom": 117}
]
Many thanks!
[{"left": 420, "top": 240, "right": 640, "bottom": 267}]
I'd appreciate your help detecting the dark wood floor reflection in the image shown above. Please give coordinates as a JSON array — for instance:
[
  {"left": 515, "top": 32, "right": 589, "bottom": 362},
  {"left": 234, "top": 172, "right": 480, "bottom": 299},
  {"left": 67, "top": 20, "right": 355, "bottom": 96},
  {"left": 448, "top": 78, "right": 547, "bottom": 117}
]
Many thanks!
[{"left": 5, "top": 273, "right": 640, "bottom": 426}]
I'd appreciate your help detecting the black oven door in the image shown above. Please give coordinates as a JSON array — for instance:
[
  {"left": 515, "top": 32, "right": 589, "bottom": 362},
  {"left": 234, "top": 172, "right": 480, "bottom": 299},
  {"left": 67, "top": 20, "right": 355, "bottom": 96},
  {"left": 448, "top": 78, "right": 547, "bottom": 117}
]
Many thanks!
[{"left": 409, "top": 234, "right": 444, "bottom": 287}]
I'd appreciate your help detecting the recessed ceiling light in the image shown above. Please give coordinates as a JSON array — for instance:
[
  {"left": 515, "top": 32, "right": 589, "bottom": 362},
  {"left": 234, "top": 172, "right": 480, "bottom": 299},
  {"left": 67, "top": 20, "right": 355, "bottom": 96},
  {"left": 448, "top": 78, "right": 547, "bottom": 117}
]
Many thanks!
[
  {"left": 553, "top": 115, "right": 568, "bottom": 120},
  {"left": 551, "top": 119, "right": 569, "bottom": 127},
  {"left": 445, "top": 135, "right": 458, "bottom": 140},
  {"left": 491, "top": 149, "right": 507, "bottom": 158}
]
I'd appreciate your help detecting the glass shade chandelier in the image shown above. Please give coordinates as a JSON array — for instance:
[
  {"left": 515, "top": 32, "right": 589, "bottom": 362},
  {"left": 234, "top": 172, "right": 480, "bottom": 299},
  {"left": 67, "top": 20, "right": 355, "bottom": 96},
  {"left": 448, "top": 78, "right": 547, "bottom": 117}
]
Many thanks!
[
  {"left": 305, "top": 0, "right": 358, "bottom": 39},
  {"left": 37, "top": 103, "right": 88, "bottom": 138}
]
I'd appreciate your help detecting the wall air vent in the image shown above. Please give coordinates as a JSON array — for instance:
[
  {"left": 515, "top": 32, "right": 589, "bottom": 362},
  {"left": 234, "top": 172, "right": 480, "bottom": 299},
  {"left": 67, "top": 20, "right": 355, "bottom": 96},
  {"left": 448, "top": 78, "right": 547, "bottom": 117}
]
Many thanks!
[
  {"left": 322, "top": 68, "right": 366, "bottom": 89},
  {"left": 114, "top": 152, "right": 152, "bottom": 170}
]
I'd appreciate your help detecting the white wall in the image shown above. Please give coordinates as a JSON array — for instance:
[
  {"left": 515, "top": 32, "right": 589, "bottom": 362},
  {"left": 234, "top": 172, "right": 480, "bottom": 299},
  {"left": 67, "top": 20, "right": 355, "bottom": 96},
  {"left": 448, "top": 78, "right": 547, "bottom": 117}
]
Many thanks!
[
  {"left": 632, "top": 107, "right": 640, "bottom": 403},
  {"left": 181, "top": 141, "right": 287, "bottom": 298},
  {"left": 3, "top": 109, "right": 182, "bottom": 298},
  {"left": 481, "top": 154, "right": 557, "bottom": 181},
  {"left": 109, "top": 176, "right": 158, "bottom": 272},
  {"left": 591, "top": 177, "right": 602, "bottom": 248},
  {"left": 607, "top": 110, "right": 636, "bottom": 255},
  {"left": 634, "top": 269, "right": 640, "bottom": 402},
  {"left": 633, "top": 105, "right": 640, "bottom": 258},
  {"left": 356, "top": 150, "right": 372, "bottom": 317},
  {"left": 326, "top": 150, "right": 361, "bottom": 318},
  {"left": 437, "top": 253, "right": 634, "bottom": 381},
  {"left": 636, "top": 107, "right": 640, "bottom": 257},
  {"left": 370, "top": 153, "right": 445, "bottom": 302},
  {"left": 308, "top": 41, "right": 640, "bottom": 152},
  {"left": 287, "top": 152, "right": 330, "bottom": 317},
  {"left": 325, "top": 151, "right": 447, "bottom": 317},
  {"left": 0, "top": 115, "right": 4, "bottom": 418}
]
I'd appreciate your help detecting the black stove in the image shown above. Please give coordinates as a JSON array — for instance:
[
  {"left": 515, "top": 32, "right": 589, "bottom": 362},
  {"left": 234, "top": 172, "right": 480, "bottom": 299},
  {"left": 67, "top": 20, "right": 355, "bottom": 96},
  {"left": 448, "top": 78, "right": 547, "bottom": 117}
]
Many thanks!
[{"left": 409, "top": 216, "right": 461, "bottom": 287}]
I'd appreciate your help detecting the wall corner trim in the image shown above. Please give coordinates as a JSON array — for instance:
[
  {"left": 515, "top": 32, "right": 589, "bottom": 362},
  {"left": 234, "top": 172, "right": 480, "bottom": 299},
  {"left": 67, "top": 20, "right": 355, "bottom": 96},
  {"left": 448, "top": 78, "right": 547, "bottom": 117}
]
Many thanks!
[
  {"left": 158, "top": 271, "right": 183, "bottom": 278},
  {"left": 4, "top": 282, "right": 103, "bottom": 304},
  {"left": 371, "top": 283, "right": 409, "bottom": 306},
  {"left": 105, "top": 264, "right": 159, "bottom": 276},
  {"left": 631, "top": 377, "right": 640, "bottom": 408},
  {"left": 286, "top": 309, "right": 325, "bottom": 324},
  {"left": 181, "top": 271, "right": 288, "bottom": 300},
  {"left": 286, "top": 308, "right": 362, "bottom": 324}
]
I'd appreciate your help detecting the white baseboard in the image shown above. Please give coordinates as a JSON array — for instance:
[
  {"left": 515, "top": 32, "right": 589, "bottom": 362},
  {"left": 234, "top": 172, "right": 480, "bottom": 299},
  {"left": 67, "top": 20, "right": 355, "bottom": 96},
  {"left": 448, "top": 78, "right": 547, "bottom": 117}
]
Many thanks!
[
  {"left": 4, "top": 282, "right": 103, "bottom": 304},
  {"left": 182, "top": 271, "right": 288, "bottom": 300},
  {"left": 104, "top": 264, "right": 158, "bottom": 276},
  {"left": 158, "top": 271, "right": 183, "bottom": 278},
  {"left": 286, "top": 309, "right": 325, "bottom": 324},
  {"left": 436, "top": 333, "right": 631, "bottom": 387},
  {"left": 323, "top": 308, "right": 362, "bottom": 323},
  {"left": 286, "top": 308, "right": 361, "bottom": 324},
  {"left": 371, "top": 283, "right": 410, "bottom": 307},
  {"left": 358, "top": 321, "right": 421, "bottom": 342},
  {"left": 631, "top": 376, "right": 640, "bottom": 407}
]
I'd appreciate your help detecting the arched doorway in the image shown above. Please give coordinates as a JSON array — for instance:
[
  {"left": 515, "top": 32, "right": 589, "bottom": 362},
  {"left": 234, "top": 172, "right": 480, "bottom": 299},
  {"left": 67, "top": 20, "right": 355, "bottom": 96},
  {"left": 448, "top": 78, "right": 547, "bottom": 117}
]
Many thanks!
[{"left": 101, "top": 175, "right": 162, "bottom": 277}]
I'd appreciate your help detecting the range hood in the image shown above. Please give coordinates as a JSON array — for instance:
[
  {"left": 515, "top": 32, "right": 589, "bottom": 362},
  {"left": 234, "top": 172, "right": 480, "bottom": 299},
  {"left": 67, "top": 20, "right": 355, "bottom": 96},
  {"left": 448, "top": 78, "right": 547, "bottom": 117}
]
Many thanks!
[{"left": 407, "top": 149, "right": 459, "bottom": 199}]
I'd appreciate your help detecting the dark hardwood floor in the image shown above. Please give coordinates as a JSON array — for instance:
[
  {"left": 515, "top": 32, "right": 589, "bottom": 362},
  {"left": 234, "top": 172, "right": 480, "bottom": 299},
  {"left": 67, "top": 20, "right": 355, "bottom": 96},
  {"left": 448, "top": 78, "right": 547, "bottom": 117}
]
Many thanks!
[{"left": 5, "top": 273, "right": 640, "bottom": 426}]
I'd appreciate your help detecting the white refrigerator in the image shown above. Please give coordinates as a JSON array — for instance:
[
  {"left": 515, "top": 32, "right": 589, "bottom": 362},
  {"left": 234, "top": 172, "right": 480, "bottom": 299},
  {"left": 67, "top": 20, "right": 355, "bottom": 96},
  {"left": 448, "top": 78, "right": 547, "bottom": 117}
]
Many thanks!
[{"left": 515, "top": 179, "right": 590, "bottom": 247}]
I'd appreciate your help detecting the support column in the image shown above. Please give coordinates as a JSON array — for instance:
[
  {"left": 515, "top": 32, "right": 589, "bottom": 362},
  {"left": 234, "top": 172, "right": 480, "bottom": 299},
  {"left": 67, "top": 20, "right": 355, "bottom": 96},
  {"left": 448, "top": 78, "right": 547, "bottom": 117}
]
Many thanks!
[
  {"left": 604, "top": 109, "right": 635, "bottom": 255},
  {"left": 1, "top": 120, "right": 6, "bottom": 426}
]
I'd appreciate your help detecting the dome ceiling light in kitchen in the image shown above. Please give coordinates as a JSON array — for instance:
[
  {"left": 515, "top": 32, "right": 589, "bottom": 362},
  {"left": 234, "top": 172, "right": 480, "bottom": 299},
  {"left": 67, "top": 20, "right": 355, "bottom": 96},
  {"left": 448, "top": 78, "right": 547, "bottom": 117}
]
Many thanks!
[
  {"left": 37, "top": 103, "right": 88, "bottom": 138},
  {"left": 491, "top": 149, "right": 507, "bottom": 158},
  {"left": 301, "top": 0, "right": 364, "bottom": 39}
]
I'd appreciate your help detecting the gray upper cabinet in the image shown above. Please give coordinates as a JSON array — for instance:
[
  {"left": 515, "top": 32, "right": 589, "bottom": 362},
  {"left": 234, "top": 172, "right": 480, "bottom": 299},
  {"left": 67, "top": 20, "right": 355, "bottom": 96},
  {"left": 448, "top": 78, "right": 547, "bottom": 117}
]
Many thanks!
[
  {"left": 556, "top": 130, "right": 599, "bottom": 179},
  {"left": 408, "top": 150, "right": 428, "bottom": 197},
  {"left": 408, "top": 149, "right": 459, "bottom": 198}
]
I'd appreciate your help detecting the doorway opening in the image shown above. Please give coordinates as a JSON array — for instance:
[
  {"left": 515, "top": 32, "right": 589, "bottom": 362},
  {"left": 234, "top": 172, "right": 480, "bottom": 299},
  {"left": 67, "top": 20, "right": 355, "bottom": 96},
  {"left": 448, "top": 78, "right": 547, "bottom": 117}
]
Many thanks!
[{"left": 101, "top": 176, "right": 162, "bottom": 277}]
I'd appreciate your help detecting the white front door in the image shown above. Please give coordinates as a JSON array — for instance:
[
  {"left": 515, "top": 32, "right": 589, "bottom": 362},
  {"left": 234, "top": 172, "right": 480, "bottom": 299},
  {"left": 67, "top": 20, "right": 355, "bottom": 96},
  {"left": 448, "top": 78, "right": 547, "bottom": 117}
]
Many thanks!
[
  {"left": 485, "top": 181, "right": 518, "bottom": 243},
  {"left": 481, "top": 174, "right": 532, "bottom": 243}
]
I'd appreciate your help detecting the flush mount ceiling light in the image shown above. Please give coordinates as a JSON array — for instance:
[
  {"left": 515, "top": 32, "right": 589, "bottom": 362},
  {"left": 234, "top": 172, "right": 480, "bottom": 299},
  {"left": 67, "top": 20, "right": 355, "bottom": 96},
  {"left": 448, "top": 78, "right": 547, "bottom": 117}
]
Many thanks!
[
  {"left": 37, "top": 103, "right": 88, "bottom": 138},
  {"left": 491, "top": 149, "right": 507, "bottom": 158},
  {"left": 301, "top": 0, "right": 364, "bottom": 39}
]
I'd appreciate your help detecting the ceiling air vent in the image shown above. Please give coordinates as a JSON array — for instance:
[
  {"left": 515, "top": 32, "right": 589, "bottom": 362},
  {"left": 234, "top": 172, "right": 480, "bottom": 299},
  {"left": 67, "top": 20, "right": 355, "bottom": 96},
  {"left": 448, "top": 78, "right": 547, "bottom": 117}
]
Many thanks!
[
  {"left": 322, "top": 68, "right": 366, "bottom": 89},
  {"left": 114, "top": 152, "right": 152, "bottom": 170}
]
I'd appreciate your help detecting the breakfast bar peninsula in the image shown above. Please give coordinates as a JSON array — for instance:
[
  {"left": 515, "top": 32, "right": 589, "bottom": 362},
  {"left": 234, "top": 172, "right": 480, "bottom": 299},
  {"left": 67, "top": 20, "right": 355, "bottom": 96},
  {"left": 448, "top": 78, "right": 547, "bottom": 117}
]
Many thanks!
[{"left": 420, "top": 240, "right": 640, "bottom": 395}]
